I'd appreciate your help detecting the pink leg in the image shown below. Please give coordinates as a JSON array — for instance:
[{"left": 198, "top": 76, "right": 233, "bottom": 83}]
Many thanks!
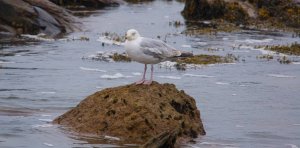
[
  {"left": 135, "top": 64, "right": 147, "bottom": 85},
  {"left": 143, "top": 64, "right": 153, "bottom": 85}
]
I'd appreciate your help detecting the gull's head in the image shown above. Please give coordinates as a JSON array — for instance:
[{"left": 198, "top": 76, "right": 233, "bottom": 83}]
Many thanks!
[{"left": 125, "top": 29, "right": 140, "bottom": 41}]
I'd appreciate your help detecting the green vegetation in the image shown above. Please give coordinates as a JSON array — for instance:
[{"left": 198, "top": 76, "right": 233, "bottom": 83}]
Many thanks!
[
  {"left": 266, "top": 43, "right": 300, "bottom": 56},
  {"left": 224, "top": 2, "right": 248, "bottom": 23},
  {"left": 175, "top": 54, "right": 238, "bottom": 70},
  {"left": 109, "top": 53, "right": 132, "bottom": 62},
  {"left": 247, "top": 0, "right": 300, "bottom": 27},
  {"left": 176, "top": 54, "right": 237, "bottom": 65}
]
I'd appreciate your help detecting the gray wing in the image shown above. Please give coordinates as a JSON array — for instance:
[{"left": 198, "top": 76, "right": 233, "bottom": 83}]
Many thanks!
[{"left": 139, "top": 38, "right": 181, "bottom": 60}]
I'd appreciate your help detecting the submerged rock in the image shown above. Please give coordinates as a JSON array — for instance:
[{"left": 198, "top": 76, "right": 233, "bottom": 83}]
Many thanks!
[{"left": 53, "top": 82, "right": 205, "bottom": 145}]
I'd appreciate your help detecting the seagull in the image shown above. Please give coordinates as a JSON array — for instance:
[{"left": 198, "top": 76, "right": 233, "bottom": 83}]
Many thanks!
[{"left": 124, "top": 29, "right": 193, "bottom": 85}]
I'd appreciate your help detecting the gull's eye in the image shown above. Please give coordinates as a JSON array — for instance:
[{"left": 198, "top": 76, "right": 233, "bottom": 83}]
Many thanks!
[{"left": 132, "top": 32, "right": 136, "bottom": 36}]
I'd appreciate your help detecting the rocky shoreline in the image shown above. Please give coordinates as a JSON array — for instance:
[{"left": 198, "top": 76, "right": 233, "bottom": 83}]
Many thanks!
[{"left": 1, "top": 0, "right": 299, "bottom": 39}]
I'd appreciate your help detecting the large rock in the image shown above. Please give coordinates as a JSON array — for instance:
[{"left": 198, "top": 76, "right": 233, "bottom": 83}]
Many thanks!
[
  {"left": 182, "top": 0, "right": 300, "bottom": 28},
  {"left": 53, "top": 82, "right": 205, "bottom": 145},
  {"left": 0, "top": 0, "right": 79, "bottom": 37},
  {"left": 182, "top": 0, "right": 254, "bottom": 23}
]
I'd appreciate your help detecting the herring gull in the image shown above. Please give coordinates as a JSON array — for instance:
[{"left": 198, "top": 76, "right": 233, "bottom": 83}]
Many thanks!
[{"left": 124, "top": 29, "right": 192, "bottom": 85}]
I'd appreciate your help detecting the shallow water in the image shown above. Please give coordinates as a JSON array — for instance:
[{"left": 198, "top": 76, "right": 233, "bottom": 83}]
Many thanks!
[{"left": 1, "top": 1, "right": 300, "bottom": 148}]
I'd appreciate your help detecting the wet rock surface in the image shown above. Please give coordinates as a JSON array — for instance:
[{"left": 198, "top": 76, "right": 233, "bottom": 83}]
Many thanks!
[
  {"left": 0, "top": 0, "right": 80, "bottom": 37},
  {"left": 53, "top": 82, "right": 205, "bottom": 145}
]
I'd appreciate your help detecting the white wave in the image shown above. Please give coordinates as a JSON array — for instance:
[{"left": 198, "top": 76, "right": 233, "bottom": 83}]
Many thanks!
[
  {"left": 251, "top": 47, "right": 280, "bottom": 55},
  {"left": 159, "top": 60, "right": 234, "bottom": 70},
  {"left": 80, "top": 67, "right": 107, "bottom": 72},
  {"left": 239, "top": 45, "right": 255, "bottom": 49},
  {"left": 183, "top": 74, "right": 215, "bottom": 78},
  {"left": 223, "top": 37, "right": 229, "bottom": 40},
  {"left": 220, "top": 63, "right": 236, "bottom": 65},
  {"left": 292, "top": 62, "right": 300, "bottom": 65},
  {"left": 216, "top": 82, "right": 230, "bottom": 85},
  {"left": 286, "top": 144, "right": 298, "bottom": 148},
  {"left": 235, "top": 125, "right": 244, "bottom": 128},
  {"left": 37, "top": 92, "right": 56, "bottom": 94},
  {"left": 181, "top": 44, "right": 192, "bottom": 48},
  {"left": 21, "top": 34, "right": 55, "bottom": 41},
  {"left": 57, "top": 38, "right": 69, "bottom": 41},
  {"left": 132, "top": 72, "right": 141, "bottom": 76},
  {"left": 87, "top": 54, "right": 97, "bottom": 58},
  {"left": 100, "top": 73, "right": 132, "bottom": 79},
  {"left": 97, "top": 36, "right": 124, "bottom": 46},
  {"left": 157, "top": 76, "right": 181, "bottom": 79},
  {"left": 38, "top": 119, "right": 52, "bottom": 122},
  {"left": 43, "top": 143, "right": 54, "bottom": 147},
  {"left": 231, "top": 50, "right": 250, "bottom": 53},
  {"left": 292, "top": 123, "right": 300, "bottom": 126},
  {"left": 32, "top": 124, "right": 53, "bottom": 128},
  {"left": 41, "top": 114, "right": 52, "bottom": 117},
  {"left": 199, "top": 142, "right": 237, "bottom": 147},
  {"left": 267, "top": 74, "right": 296, "bottom": 78},
  {"left": 196, "top": 42, "right": 208, "bottom": 46},
  {"left": 104, "top": 135, "right": 120, "bottom": 141},
  {"left": 232, "top": 93, "right": 237, "bottom": 96},
  {"left": 159, "top": 61, "right": 177, "bottom": 68},
  {"left": 236, "top": 38, "right": 273, "bottom": 44},
  {"left": 185, "top": 145, "right": 200, "bottom": 148},
  {"left": 0, "top": 31, "right": 14, "bottom": 35},
  {"left": 124, "top": 144, "right": 139, "bottom": 147},
  {"left": 0, "top": 61, "right": 15, "bottom": 64}
]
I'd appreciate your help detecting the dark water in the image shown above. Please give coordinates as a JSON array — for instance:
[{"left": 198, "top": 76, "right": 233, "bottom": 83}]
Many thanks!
[{"left": 1, "top": 1, "right": 300, "bottom": 148}]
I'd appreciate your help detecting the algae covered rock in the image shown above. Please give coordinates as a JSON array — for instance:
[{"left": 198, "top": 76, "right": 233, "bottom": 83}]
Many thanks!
[
  {"left": 53, "top": 82, "right": 205, "bottom": 145},
  {"left": 182, "top": 0, "right": 300, "bottom": 29},
  {"left": 181, "top": 0, "right": 253, "bottom": 21}
]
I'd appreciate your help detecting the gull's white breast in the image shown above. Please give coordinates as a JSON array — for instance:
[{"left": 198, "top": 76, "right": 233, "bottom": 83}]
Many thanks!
[{"left": 125, "top": 38, "right": 161, "bottom": 64}]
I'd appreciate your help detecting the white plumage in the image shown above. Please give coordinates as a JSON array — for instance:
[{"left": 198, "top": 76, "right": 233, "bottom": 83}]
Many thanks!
[{"left": 124, "top": 29, "right": 192, "bottom": 85}]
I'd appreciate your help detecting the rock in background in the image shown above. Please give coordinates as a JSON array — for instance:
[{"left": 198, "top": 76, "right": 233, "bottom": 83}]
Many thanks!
[
  {"left": 182, "top": 0, "right": 300, "bottom": 29},
  {"left": 0, "top": 0, "right": 81, "bottom": 37},
  {"left": 53, "top": 82, "right": 205, "bottom": 145}
]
